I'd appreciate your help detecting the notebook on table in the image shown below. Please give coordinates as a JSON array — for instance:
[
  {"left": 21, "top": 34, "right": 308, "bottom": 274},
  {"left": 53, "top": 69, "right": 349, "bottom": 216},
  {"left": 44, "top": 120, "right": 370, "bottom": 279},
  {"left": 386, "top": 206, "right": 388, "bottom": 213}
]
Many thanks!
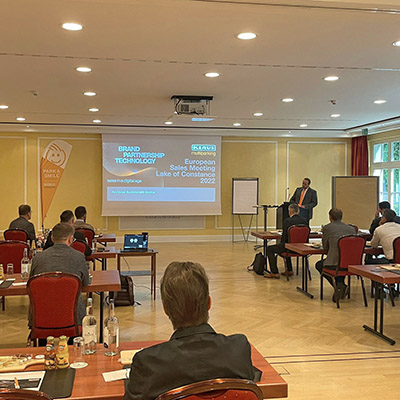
[{"left": 121, "top": 233, "right": 148, "bottom": 252}]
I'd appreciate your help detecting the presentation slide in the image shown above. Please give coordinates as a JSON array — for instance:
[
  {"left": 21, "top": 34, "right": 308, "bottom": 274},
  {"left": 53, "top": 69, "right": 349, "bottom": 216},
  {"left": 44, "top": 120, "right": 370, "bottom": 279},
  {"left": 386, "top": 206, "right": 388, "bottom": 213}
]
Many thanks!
[{"left": 102, "top": 134, "right": 221, "bottom": 216}]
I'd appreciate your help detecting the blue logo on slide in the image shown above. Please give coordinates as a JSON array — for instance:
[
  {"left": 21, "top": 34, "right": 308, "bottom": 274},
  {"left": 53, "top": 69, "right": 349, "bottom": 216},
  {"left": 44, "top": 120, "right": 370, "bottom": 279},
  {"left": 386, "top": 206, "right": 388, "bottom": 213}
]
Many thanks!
[{"left": 191, "top": 144, "right": 216, "bottom": 152}]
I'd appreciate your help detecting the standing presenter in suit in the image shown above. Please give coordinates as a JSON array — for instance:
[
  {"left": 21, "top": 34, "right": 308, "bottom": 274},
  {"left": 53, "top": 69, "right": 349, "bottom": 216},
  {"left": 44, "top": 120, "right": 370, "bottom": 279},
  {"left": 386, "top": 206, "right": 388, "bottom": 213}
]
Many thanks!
[{"left": 290, "top": 178, "right": 318, "bottom": 223}]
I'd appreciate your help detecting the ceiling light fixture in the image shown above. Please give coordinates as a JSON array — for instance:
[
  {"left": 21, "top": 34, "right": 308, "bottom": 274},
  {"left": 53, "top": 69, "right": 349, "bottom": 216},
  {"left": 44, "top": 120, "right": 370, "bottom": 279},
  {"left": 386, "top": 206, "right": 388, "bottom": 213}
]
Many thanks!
[
  {"left": 253, "top": 112, "right": 263, "bottom": 116},
  {"left": 62, "top": 22, "right": 83, "bottom": 31},
  {"left": 392, "top": 40, "right": 400, "bottom": 47},
  {"left": 89, "top": 108, "right": 99, "bottom": 112},
  {"left": 233, "top": 123, "right": 241, "bottom": 126},
  {"left": 76, "top": 67, "right": 92, "bottom": 73},
  {"left": 83, "top": 91, "right": 96, "bottom": 96},
  {"left": 204, "top": 72, "right": 220, "bottom": 78},
  {"left": 16, "top": 117, "right": 26, "bottom": 121},
  {"left": 93, "top": 119, "right": 101, "bottom": 123},
  {"left": 331, "top": 114, "right": 341, "bottom": 118},
  {"left": 374, "top": 99, "right": 387, "bottom": 104},
  {"left": 324, "top": 76, "right": 339, "bottom": 81},
  {"left": 281, "top": 98, "right": 294, "bottom": 103},
  {"left": 237, "top": 32, "right": 257, "bottom": 40},
  {"left": 191, "top": 117, "right": 214, "bottom": 122},
  {"left": 0, "top": 105, "right": 8, "bottom": 109},
  {"left": 299, "top": 124, "right": 308, "bottom": 128},
  {"left": 164, "top": 121, "right": 173, "bottom": 125}
]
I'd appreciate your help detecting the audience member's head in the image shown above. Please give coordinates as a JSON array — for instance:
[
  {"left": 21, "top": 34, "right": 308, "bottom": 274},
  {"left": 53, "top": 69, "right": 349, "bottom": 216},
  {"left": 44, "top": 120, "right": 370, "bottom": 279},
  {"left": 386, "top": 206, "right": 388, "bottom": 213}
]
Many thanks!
[
  {"left": 378, "top": 201, "right": 391, "bottom": 212},
  {"left": 51, "top": 223, "right": 74, "bottom": 245},
  {"left": 382, "top": 209, "right": 396, "bottom": 223},
  {"left": 18, "top": 204, "right": 31, "bottom": 219},
  {"left": 329, "top": 208, "right": 343, "bottom": 222},
  {"left": 288, "top": 203, "right": 299, "bottom": 216},
  {"left": 302, "top": 178, "right": 311, "bottom": 189},
  {"left": 161, "top": 261, "right": 210, "bottom": 330},
  {"left": 60, "top": 210, "right": 75, "bottom": 225},
  {"left": 75, "top": 206, "right": 87, "bottom": 220}
]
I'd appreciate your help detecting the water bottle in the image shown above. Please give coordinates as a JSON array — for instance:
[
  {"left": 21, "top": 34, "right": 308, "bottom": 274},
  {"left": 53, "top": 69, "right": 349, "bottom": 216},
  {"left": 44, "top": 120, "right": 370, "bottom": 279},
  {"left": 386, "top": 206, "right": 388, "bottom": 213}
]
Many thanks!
[
  {"left": 21, "top": 248, "right": 29, "bottom": 280},
  {"left": 82, "top": 298, "right": 97, "bottom": 354},
  {"left": 104, "top": 299, "right": 119, "bottom": 356}
]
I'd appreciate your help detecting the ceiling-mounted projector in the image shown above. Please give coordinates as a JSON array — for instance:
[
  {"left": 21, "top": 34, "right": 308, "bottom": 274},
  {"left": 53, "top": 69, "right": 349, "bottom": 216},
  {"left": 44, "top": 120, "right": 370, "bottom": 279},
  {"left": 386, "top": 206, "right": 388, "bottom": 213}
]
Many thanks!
[{"left": 171, "top": 95, "right": 214, "bottom": 116}]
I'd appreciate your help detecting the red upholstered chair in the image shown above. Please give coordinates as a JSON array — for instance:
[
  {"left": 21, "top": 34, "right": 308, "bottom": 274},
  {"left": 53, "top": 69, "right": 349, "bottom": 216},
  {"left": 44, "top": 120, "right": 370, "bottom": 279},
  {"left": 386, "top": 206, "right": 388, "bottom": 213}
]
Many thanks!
[
  {"left": 3, "top": 228, "right": 29, "bottom": 243},
  {"left": 75, "top": 228, "right": 95, "bottom": 247},
  {"left": 0, "top": 240, "right": 30, "bottom": 274},
  {"left": 393, "top": 236, "right": 400, "bottom": 263},
  {"left": 320, "top": 235, "right": 367, "bottom": 308},
  {"left": 27, "top": 272, "right": 82, "bottom": 340},
  {"left": 155, "top": 379, "right": 263, "bottom": 400},
  {"left": 0, "top": 389, "right": 52, "bottom": 400},
  {"left": 72, "top": 239, "right": 88, "bottom": 255},
  {"left": 279, "top": 225, "right": 311, "bottom": 280}
]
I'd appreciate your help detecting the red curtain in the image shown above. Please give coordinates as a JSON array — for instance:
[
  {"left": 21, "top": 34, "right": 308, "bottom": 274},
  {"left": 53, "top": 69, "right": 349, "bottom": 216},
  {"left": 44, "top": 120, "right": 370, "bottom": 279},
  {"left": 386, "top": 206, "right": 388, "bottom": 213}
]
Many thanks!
[{"left": 351, "top": 136, "right": 368, "bottom": 176}]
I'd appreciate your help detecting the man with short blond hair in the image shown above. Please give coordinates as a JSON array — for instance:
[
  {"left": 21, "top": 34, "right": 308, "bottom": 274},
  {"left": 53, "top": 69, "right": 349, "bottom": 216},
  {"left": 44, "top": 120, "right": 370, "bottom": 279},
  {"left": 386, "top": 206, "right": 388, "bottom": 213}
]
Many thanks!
[{"left": 124, "top": 261, "right": 258, "bottom": 400}]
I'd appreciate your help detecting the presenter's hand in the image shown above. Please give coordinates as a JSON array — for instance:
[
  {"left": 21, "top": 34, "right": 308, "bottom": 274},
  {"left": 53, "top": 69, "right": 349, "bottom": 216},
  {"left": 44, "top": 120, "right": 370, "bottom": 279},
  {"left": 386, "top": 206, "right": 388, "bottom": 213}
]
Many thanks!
[{"left": 375, "top": 210, "right": 380, "bottom": 218}]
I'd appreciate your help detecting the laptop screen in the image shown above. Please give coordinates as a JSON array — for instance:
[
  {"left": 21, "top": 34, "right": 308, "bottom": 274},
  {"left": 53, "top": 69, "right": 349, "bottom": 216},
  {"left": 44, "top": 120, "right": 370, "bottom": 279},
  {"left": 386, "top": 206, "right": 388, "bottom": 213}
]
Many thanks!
[{"left": 124, "top": 234, "right": 148, "bottom": 250}]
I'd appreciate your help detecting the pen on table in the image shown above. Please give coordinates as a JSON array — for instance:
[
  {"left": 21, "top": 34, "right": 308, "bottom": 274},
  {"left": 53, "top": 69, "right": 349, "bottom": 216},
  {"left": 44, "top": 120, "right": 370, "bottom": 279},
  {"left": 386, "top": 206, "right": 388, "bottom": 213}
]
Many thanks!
[{"left": 14, "top": 377, "right": 20, "bottom": 389}]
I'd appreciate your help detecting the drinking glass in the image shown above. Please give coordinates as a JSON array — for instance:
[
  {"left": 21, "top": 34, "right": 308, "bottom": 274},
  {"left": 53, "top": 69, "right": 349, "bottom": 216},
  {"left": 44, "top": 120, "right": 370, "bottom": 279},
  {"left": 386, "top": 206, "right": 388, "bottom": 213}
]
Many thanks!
[
  {"left": 6, "top": 263, "right": 14, "bottom": 275},
  {"left": 70, "top": 337, "right": 88, "bottom": 369}
]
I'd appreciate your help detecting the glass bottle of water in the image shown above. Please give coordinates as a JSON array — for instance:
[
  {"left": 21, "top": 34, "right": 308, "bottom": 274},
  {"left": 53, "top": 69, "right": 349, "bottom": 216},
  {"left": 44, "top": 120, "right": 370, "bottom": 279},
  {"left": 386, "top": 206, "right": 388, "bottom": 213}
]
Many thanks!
[
  {"left": 104, "top": 299, "right": 119, "bottom": 356},
  {"left": 21, "top": 248, "right": 29, "bottom": 280},
  {"left": 82, "top": 297, "right": 97, "bottom": 354}
]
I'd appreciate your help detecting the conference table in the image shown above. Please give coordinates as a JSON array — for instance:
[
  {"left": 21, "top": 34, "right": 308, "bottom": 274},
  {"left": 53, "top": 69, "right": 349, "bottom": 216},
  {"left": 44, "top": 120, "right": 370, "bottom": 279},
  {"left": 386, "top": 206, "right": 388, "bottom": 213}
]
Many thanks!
[
  {"left": 348, "top": 264, "right": 400, "bottom": 345},
  {"left": 0, "top": 341, "right": 288, "bottom": 400},
  {"left": 95, "top": 233, "right": 116, "bottom": 247},
  {"left": 89, "top": 246, "right": 117, "bottom": 271},
  {"left": 0, "top": 270, "right": 121, "bottom": 343}
]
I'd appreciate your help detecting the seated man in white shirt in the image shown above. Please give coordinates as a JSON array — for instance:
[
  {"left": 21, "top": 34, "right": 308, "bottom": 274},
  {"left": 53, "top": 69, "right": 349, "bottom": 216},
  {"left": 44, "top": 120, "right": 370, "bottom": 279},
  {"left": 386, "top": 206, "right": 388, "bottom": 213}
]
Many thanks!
[{"left": 368, "top": 209, "right": 400, "bottom": 264}]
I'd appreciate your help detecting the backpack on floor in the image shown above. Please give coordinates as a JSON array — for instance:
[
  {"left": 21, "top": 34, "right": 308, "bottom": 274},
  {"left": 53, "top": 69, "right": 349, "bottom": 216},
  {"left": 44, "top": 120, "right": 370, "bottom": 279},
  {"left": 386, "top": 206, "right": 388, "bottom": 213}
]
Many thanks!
[
  {"left": 247, "top": 252, "right": 266, "bottom": 275},
  {"left": 113, "top": 274, "right": 135, "bottom": 306}
]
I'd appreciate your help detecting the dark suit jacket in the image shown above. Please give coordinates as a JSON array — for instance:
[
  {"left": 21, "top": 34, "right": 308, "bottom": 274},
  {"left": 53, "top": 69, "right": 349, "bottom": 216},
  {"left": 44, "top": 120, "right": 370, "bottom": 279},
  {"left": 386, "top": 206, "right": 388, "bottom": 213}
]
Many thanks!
[
  {"left": 322, "top": 220, "right": 356, "bottom": 266},
  {"left": 43, "top": 230, "right": 91, "bottom": 256},
  {"left": 290, "top": 187, "right": 318, "bottom": 219},
  {"left": 369, "top": 215, "right": 400, "bottom": 234},
  {"left": 9, "top": 216, "right": 36, "bottom": 243},
  {"left": 30, "top": 243, "right": 89, "bottom": 323},
  {"left": 124, "top": 323, "right": 258, "bottom": 400},
  {"left": 281, "top": 214, "right": 308, "bottom": 244}
]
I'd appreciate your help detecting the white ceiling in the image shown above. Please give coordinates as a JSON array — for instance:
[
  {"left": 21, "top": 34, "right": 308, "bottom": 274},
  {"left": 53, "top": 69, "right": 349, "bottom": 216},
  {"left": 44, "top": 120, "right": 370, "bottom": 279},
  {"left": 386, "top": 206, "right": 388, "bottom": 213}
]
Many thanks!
[{"left": 1, "top": 0, "right": 400, "bottom": 137}]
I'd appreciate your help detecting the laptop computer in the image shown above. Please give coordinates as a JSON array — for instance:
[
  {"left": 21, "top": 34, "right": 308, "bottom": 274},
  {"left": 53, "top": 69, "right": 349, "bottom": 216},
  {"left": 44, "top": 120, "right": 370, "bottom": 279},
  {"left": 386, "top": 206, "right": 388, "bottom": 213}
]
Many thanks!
[{"left": 121, "top": 233, "right": 148, "bottom": 252}]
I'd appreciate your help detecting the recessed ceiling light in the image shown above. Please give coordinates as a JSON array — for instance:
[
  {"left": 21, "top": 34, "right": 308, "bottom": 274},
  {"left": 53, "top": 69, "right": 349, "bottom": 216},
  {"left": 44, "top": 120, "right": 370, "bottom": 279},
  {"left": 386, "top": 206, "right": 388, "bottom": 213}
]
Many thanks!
[
  {"left": 26, "top": 125, "right": 30, "bottom": 128},
  {"left": 233, "top": 122, "right": 241, "bottom": 126},
  {"left": 281, "top": 98, "right": 294, "bottom": 103},
  {"left": 16, "top": 117, "right": 26, "bottom": 121},
  {"left": 83, "top": 91, "right": 96, "bottom": 96},
  {"left": 204, "top": 72, "right": 220, "bottom": 78},
  {"left": 331, "top": 114, "right": 341, "bottom": 118},
  {"left": 93, "top": 119, "right": 101, "bottom": 123},
  {"left": 76, "top": 67, "right": 92, "bottom": 73},
  {"left": 89, "top": 108, "right": 99, "bottom": 112},
  {"left": 62, "top": 22, "right": 83, "bottom": 31},
  {"left": 374, "top": 99, "right": 387, "bottom": 104},
  {"left": 253, "top": 112, "right": 263, "bottom": 116},
  {"left": 324, "top": 76, "right": 339, "bottom": 81},
  {"left": 164, "top": 121, "right": 173, "bottom": 125},
  {"left": 191, "top": 117, "right": 214, "bottom": 122},
  {"left": 299, "top": 124, "right": 308, "bottom": 128},
  {"left": 392, "top": 40, "right": 400, "bottom": 47},
  {"left": 237, "top": 32, "right": 257, "bottom": 40},
  {"left": 0, "top": 105, "right": 8, "bottom": 109}
]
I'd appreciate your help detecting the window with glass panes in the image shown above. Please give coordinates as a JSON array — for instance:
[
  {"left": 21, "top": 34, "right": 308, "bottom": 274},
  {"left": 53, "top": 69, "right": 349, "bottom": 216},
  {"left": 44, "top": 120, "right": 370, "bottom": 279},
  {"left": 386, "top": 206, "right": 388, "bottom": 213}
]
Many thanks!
[{"left": 371, "top": 140, "right": 400, "bottom": 215}]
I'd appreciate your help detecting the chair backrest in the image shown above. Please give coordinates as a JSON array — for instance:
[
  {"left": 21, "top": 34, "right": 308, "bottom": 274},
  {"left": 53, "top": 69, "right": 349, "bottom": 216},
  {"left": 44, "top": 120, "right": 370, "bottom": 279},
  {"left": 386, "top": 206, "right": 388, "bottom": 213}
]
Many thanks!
[
  {"left": 3, "top": 229, "right": 29, "bottom": 243},
  {"left": 72, "top": 239, "right": 87, "bottom": 255},
  {"left": 288, "top": 225, "right": 310, "bottom": 243},
  {"left": 348, "top": 224, "right": 359, "bottom": 233},
  {"left": 27, "top": 272, "right": 82, "bottom": 339},
  {"left": 393, "top": 236, "right": 400, "bottom": 264},
  {"left": 75, "top": 228, "right": 95, "bottom": 247},
  {"left": 0, "top": 389, "right": 52, "bottom": 400},
  {"left": 338, "top": 235, "right": 366, "bottom": 270},
  {"left": 155, "top": 379, "right": 263, "bottom": 400},
  {"left": 0, "top": 241, "right": 30, "bottom": 273}
]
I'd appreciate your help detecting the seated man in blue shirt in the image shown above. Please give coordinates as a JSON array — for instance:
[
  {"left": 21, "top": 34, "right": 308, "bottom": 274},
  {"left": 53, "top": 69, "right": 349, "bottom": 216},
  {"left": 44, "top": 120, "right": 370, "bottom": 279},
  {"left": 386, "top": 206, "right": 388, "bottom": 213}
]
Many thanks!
[{"left": 124, "top": 261, "right": 259, "bottom": 400}]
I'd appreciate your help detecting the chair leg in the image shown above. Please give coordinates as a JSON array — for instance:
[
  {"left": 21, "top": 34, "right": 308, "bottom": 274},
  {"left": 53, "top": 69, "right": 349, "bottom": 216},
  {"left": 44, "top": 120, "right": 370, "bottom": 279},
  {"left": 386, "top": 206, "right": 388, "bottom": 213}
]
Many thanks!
[
  {"left": 320, "top": 274, "right": 324, "bottom": 300},
  {"left": 347, "top": 276, "right": 351, "bottom": 299},
  {"left": 296, "top": 257, "right": 299, "bottom": 276},
  {"left": 306, "top": 257, "right": 312, "bottom": 281},
  {"left": 284, "top": 258, "right": 289, "bottom": 281},
  {"left": 389, "top": 284, "right": 395, "bottom": 307},
  {"left": 360, "top": 277, "right": 368, "bottom": 307},
  {"left": 2, "top": 297, "right": 5, "bottom": 311}
]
